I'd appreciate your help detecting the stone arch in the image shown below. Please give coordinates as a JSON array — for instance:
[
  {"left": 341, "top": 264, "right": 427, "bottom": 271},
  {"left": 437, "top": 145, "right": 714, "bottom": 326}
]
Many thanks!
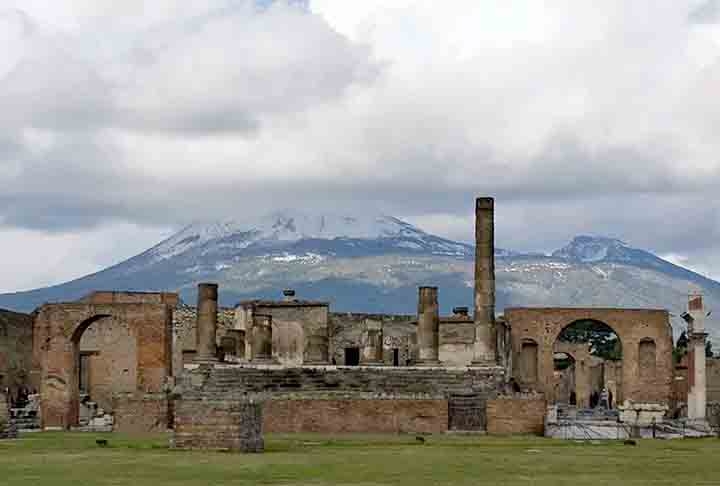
[
  {"left": 507, "top": 308, "right": 673, "bottom": 405},
  {"left": 33, "top": 302, "right": 173, "bottom": 430},
  {"left": 77, "top": 315, "right": 138, "bottom": 413}
]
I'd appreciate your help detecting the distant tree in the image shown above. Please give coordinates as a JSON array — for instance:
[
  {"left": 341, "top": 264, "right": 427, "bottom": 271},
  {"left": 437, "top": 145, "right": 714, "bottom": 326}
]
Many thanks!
[
  {"left": 677, "top": 331, "right": 689, "bottom": 350},
  {"left": 557, "top": 320, "right": 622, "bottom": 361},
  {"left": 674, "top": 331, "right": 689, "bottom": 364},
  {"left": 706, "top": 341, "right": 714, "bottom": 358}
]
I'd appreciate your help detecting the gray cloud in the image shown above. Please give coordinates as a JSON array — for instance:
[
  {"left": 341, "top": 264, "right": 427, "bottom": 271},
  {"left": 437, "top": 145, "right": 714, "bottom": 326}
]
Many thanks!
[
  {"left": 1, "top": 1, "right": 720, "bottom": 289},
  {"left": 690, "top": 0, "right": 720, "bottom": 23}
]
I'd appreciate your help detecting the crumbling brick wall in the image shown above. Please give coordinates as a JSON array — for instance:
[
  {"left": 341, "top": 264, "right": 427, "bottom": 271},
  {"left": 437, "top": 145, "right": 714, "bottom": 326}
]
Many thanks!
[
  {"left": 264, "top": 397, "right": 447, "bottom": 434},
  {"left": 486, "top": 395, "right": 546, "bottom": 435},
  {"left": 113, "top": 393, "right": 169, "bottom": 435},
  {"left": 0, "top": 309, "right": 33, "bottom": 398},
  {"left": 173, "top": 394, "right": 263, "bottom": 452}
]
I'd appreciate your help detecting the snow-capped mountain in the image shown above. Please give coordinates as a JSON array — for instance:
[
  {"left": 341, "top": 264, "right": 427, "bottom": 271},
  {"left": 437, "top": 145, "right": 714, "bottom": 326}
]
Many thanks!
[
  {"left": 1, "top": 213, "right": 718, "bottom": 342},
  {"left": 147, "top": 211, "right": 475, "bottom": 265}
]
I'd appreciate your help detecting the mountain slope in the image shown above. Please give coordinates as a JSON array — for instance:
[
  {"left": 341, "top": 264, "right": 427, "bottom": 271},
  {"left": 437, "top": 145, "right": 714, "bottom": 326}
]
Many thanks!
[{"left": 0, "top": 213, "right": 718, "bottom": 342}]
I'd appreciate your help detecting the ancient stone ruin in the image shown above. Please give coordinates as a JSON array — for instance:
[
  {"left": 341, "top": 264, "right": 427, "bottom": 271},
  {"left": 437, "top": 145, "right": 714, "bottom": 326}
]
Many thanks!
[{"left": 1, "top": 196, "right": 717, "bottom": 449}]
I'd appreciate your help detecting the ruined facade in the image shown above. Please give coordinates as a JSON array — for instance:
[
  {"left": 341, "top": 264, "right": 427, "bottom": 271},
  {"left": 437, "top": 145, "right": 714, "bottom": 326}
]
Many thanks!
[
  {"left": 11, "top": 195, "right": 708, "bottom": 446},
  {"left": 507, "top": 307, "right": 673, "bottom": 405},
  {"left": 32, "top": 292, "right": 175, "bottom": 431}
]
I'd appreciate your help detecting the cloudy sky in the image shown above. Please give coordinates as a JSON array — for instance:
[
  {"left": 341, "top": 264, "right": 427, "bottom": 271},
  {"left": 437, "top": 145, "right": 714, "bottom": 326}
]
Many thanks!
[{"left": 1, "top": 0, "right": 719, "bottom": 292}]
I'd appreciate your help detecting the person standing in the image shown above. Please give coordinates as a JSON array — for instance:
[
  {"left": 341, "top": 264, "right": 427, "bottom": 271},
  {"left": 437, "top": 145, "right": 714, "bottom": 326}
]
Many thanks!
[{"left": 600, "top": 387, "right": 609, "bottom": 409}]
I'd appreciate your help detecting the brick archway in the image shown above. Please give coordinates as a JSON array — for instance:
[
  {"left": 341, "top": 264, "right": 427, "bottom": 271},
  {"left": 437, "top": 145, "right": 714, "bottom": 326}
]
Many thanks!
[
  {"left": 33, "top": 302, "right": 173, "bottom": 430},
  {"left": 507, "top": 308, "right": 673, "bottom": 405}
]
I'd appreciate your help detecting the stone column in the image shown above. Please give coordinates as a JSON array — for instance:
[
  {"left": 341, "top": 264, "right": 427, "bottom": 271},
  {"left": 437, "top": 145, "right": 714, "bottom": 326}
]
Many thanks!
[
  {"left": 472, "top": 197, "right": 497, "bottom": 364},
  {"left": 361, "top": 319, "right": 384, "bottom": 365},
  {"left": 417, "top": 286, "right": 440, "bottom": 365},
  {"left": 195, "top": 283, "right": 219, "bottom": 362},
  {"left": 687, "top": 292, "right": 708, "bottom": 421},
  {"left": 251, "top": 315, "right": 275, "bottom": 363}
]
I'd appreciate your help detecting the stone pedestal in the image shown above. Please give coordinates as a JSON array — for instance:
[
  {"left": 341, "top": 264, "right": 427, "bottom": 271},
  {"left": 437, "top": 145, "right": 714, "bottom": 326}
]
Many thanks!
[
  {"left": 618, "top": 401, "right": 668, "bottom": 426},
  {"left": 417, "top": 286, "right": 440, "bottom": 365},
  {"left": 195, "top": 283, "right": 219, "bottom": 363}
]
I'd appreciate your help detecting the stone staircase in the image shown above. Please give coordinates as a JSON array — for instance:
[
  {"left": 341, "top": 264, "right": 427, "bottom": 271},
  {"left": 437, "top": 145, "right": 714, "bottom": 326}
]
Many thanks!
[{"left": 187, "top": 365, "right": 504, "bottom": 399}]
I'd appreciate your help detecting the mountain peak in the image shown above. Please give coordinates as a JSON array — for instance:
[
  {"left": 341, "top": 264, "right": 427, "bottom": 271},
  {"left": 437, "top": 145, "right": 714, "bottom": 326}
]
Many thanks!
[{"left": 552, "top": 235, "right": 630, "bottom": 263}]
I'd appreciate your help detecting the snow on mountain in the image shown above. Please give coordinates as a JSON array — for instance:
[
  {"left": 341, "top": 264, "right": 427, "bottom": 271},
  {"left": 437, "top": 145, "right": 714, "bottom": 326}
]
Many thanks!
[
  {"left": 552, "top": 236, "right": 631, "bottom": 263},
  {"left": 148, "top": 210, "right": 476, "bottom": 263}
]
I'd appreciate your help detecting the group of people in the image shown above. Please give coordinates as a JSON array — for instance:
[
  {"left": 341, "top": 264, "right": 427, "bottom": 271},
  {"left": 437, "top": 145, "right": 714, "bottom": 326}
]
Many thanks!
[
  {"left": 590, "top": 387, "right": 613, "bottom": 410},
  {"left": 567, "top": 386, "right": 613, "bottom": 409},
  {"left": 3, "top": 386, "right": 36, "bottom": 409}
]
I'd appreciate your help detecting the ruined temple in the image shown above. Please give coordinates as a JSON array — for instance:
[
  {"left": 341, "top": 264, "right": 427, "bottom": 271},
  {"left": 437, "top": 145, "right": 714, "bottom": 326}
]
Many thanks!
[{"left": 1, "top": 196, "right": 716, "bottom": 449}]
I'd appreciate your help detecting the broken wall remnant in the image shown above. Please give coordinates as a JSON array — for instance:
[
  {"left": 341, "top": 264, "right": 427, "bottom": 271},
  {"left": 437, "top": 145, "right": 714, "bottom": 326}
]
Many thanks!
[
  {"left": 173, "top": 380, "right": 264, "bottom": 452},
  {"left": 33, "top": 294, "right": 175, "bottom": 430},
  {"left": 0, "top": 309, "right": 34, "bottom": 399}
]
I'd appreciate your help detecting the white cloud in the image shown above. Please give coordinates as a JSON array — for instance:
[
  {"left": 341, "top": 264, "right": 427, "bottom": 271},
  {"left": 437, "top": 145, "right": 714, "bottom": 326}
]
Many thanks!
[{"left": 2, "top": 0, "right": 720, "bottom": 290}]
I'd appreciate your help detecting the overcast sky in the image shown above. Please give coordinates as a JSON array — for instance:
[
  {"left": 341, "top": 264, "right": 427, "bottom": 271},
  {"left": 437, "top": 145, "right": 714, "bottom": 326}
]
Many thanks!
[{"left": 1, "top": 0, "right": 719, "bottom": 292}]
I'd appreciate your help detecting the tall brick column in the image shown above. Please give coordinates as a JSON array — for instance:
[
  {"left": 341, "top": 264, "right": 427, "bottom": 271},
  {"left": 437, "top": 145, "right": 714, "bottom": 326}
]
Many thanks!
[
  {"left": 195, "top": 283, "right": 219, "bottom": 362},
  {"left": 472, "top": 197, "right": 497, "bottom": 365},
  {"left": 687, "top": 292, "right": 708, "bottom": 422},
  {"left": 417, "top": 286, "right": 440, "bottom": 365},
  {"left": 251, "top": 315, "right": 275, "bottom": 363}
]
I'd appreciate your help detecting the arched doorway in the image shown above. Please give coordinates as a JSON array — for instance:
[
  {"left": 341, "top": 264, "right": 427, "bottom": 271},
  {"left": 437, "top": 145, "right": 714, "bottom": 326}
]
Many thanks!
[
  {"left": 75, "top": 315, "right": 138, "bottom": 425},
  {"left": 507, "top": 308, "right": 674, "bottom": 406},
  {"left": 34, "top": 302, "right": 173, "bottom": 430},
  {"left": 554, "top": 319, "right": 622, "bottom": 409}
]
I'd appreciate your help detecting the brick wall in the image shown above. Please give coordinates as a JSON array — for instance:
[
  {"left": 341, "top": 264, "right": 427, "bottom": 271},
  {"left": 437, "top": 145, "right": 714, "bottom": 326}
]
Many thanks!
[
  {"left": 708, "top": 359, "right": 720, "bottom": 402},
  {"left": 173, "top": 364, "right": 505, "bottom": 439},
  {"left": 264, "top": 398, "right": 447, "bottom": 434},
  {"left": 174, "top": 397, "right": 263, "bottom": 452},
  {"left": 0, "top": 309, "right": 33, "bottom": 397},
  {"left": 486, "top": 395, "right": 546, "bottom": 436},
  {"left": 112, "top": 393, "right": 169, "bottom": 435}
]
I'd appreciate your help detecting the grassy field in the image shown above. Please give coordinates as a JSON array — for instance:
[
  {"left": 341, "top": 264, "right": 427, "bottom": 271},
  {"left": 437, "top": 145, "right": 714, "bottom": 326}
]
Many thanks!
[{"left": 1, "top": 432, "right": 719, "bottom": 485}]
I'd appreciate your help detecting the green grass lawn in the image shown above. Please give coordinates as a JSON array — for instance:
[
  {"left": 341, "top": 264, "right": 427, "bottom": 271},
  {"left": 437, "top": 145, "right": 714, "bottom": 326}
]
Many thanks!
[{"left": 1, "top": 432, "right": 719, "bottom": 485}]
